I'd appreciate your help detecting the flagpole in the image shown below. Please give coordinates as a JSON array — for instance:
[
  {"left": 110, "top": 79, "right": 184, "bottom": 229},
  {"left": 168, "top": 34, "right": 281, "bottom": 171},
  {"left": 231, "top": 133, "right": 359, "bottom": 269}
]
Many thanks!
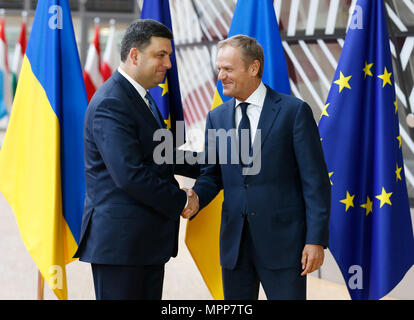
[{"left": 37, "top": 270, "right": 44, "bottom": 300}]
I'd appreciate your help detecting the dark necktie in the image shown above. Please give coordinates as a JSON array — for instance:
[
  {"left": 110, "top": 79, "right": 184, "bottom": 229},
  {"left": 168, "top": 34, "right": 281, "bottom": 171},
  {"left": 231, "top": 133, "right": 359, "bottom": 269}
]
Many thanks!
[
  {"left": 238, "top": 102, "right": 252, "bottom": 166},
  {"left": 145, "top": 92, "right": 165, "bottom": 128}
]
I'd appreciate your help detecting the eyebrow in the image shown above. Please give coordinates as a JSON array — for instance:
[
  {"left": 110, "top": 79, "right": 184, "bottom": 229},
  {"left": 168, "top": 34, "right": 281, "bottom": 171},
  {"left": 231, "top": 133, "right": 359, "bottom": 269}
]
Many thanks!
[{"left": 156, "top": 49, "right": 172, "bottom": 55}]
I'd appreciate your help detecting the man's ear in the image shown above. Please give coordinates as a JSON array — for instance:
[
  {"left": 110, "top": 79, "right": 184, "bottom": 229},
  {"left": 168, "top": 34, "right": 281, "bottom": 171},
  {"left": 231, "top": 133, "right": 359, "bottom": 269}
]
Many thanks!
[
  {"left": 249, "top": 60, "right": 260, "bottom": 77},
  {"left": 129, "top": 47, "right": 140, "bottom": 65}
]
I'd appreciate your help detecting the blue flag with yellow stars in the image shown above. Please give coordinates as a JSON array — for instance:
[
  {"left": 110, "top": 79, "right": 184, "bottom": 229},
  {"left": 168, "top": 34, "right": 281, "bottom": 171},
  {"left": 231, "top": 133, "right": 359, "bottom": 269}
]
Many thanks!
[
  {"left": 318, "top": 0, "right": 414, "bottom": 300},
  {"left": 141, "top": 0, "right": 184, "bottom": 143}
]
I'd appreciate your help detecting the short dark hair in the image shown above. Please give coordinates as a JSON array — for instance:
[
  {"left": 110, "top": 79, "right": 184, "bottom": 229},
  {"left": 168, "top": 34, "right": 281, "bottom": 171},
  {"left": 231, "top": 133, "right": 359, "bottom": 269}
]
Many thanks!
[
  {"left": 120, "top": 19, "right": 173, "bottom": 62},
  {"left": 218, "top": 34, "right": 264, "bottom": 79}
]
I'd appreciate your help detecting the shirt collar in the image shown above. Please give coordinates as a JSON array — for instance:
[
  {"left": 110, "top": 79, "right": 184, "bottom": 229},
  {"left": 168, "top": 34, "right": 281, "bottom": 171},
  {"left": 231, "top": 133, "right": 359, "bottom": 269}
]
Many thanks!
[
  {"left": 235, "top": 81, "right": 267, "bottom": 109},
  {"left": 118, "top": 66, "right": 147, "bottom": 102}
]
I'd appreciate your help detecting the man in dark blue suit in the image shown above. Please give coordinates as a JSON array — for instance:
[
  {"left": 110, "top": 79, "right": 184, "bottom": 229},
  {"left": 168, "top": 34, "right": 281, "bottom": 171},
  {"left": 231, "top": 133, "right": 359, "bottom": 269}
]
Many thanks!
[
  {"left": 74, "top": 19, "right": 199, "bottom": 300},
  {"left": 186, "top": 35, "right": 331, "bottom": 300}
]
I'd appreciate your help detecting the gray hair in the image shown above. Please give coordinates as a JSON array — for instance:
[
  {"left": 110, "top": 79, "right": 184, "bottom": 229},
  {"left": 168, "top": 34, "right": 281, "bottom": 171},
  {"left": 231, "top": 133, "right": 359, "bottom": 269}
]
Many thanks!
[{"left": 217, "top": 34, "right": 264, "bottom": 78}]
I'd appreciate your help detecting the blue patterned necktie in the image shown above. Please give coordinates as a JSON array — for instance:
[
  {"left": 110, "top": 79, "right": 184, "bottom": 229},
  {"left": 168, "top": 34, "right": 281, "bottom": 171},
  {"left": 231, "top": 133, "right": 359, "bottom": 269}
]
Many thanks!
[
  {"left": 145, "top": 92, "right": 165, "bottom": 128},
  {"left": 238, "top": 102, "right": 252, "bottom": 166}
]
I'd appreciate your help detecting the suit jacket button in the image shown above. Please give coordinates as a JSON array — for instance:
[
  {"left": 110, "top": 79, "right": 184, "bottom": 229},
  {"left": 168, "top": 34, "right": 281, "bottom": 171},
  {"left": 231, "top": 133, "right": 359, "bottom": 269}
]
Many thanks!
[
  {"left": 251, "top": 212, "right": 256, "bottom": 216},
  {"left": 244, "top": 184, "right": 249, "bottom": 188}
]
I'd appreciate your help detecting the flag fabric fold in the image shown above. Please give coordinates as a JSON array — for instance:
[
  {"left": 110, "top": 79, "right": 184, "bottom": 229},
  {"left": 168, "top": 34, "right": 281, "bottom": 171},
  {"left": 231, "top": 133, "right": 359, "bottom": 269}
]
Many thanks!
[
  {"left": 101, "top": 19, "right": 119, "bottom": 81},
  {"left": 0, "top": 0, "right": 88, "bottom": 300},
  {"left": 140, "top": 0, "right": 184, "bottom": 139},
  {"left": 83, "top": 22, "right": 103, "bottom": 102},
  {"left": 185, "top": 0, "right": 291, "bottom": 299},
  {"left": 318, "top": 0, "right": 414, "bottom": 300}
]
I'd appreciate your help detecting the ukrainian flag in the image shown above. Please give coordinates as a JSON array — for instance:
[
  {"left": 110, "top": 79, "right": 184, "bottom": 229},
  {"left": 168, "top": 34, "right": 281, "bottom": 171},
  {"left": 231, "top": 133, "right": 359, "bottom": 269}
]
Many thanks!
[
  {"left": 185, "top": 0, "right": 290, "bottom": 299},
  {"left": 0, "top": 0, "right": 87, "bottom": 300}
]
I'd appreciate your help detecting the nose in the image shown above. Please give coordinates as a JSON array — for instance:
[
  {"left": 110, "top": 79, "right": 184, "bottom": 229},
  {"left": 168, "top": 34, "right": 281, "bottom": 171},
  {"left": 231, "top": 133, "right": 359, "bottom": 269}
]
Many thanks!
[
  {"left": 164, "top": 56, "right": 172, "bottom": 69},
  {"left": 218, "top": 69, "right": 226, "bottom": 81}
]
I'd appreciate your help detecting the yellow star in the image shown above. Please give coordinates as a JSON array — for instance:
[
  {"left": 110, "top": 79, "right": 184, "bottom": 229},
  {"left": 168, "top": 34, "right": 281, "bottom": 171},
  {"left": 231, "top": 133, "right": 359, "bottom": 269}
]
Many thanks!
[
  {"left": 329, "top": 172, "right": 334, "bottom": 185},
  {"left": 375, "top": 187, "right": 392, "bottom": 208},
  {"left": 397, "top": 135, "right": 402, "bottom": 148},
  {"left": 340, "top": 191, "right": 355, "bottom": 212},
  {"left": 320, "top": 103, "right": 330, "bottom": 120},
  {"left": 164, "top": 113, "right": 171, "bottom": 130},
  {"left": 360, "top": 196, "right": 373, "bottom": 216},
  {"left": 334, "top": 71, "right": 352, "bottom": 93},
  {"left": 362, "top": 61, "right": 374, "bottom": 79},
  {"left": 394, "top": 99, "right": 398, "bottom": 114},
  {"left": 377, "top": 66, "right": 392, "bottom": 87},
  {"left": 395, "top": 163, "right": 402, "bottom": 181},
  {"left": 158, "top": 77, "right": 169, "bottom": 96}
]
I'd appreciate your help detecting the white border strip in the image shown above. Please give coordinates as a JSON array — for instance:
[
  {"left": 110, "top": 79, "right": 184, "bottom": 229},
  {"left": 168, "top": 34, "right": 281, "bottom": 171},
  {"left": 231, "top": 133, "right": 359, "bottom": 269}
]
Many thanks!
[
  {"left": 305, "top": 0, "right": 319, "bottom": 36},
  {"left": 410, "top": 88, "right": 414, "bottom": 115},
  {"left": 195, "top": 0, "right": 224, "bottom": 40},
  {"left": 282, "top": 41, "right": 325, "bottom": 110},
  {"left": 298, "top": 40, "right": 331, "bottom": 90},
  {"left": 325, "top": 0, "right": 339, "bottom": 35},
  {"left": 385, "top": 3, "right": 408, "bottom": 32},
  {"left": 402, "top": 0, "right": 414, "bottom": 14},
  {"left": 287, "top": 0, "right": 300, "bottom": 36},
  {"left": 317, "top": 39, "right": 338, "bottom": 70},
  {"left": 400, "top": 37, "right": 414, "bottom": 71},
  {"left": 205, "top": 0, "right": 230, "bottom": 35},
  {"left": 274, "top": 0, "right": 282, "bottom": 24},
  {"left": 289, "top": 78, "right": 303, "bottom": 100},
  {"left": 404, "top": 164, "right": 414, "bottom": 192}
]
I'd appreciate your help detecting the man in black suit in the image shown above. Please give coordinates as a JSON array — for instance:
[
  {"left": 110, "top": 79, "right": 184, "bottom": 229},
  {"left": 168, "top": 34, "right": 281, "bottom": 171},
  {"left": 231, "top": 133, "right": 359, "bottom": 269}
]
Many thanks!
[
  {"left": 185, "top": 35, "right": 331, "bottom": 299},
  {"left": 74, "top": 19, "right": 199, "bottom": 300}
]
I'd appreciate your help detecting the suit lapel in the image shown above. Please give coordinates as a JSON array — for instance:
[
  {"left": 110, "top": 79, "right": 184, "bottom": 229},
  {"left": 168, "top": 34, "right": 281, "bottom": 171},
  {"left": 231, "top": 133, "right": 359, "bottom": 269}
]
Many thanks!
[
  {"left": 244, "top": 86, "right": 282, "bottom": 178},
  {"left": 220, "top": 99, "right": 240, "bottom": 168},
  {"left": 112, "top": 70, "right": 161, "bottom": 130},
  {"left": 221, "top": 98, "right": 236, "bottom": 131},
  {"left": 254, "top": 86, "right": 282, "bottom": 149}
]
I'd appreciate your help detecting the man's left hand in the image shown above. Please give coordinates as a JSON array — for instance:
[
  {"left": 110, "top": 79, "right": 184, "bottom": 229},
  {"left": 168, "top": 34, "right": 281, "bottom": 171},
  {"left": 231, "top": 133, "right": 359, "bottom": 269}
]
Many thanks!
[{"left": 301, "top": 244, "right": 324, "bottom": 276}]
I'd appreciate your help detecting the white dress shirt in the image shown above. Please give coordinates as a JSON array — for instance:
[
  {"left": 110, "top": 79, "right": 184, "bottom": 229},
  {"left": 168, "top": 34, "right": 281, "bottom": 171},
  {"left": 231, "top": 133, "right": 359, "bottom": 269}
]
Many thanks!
[
  {"left": 117, "top": 67, "right": 159, "bottom": 120},
  {"left": 235, "top": 81, "right": 267, "bottom": 144}
]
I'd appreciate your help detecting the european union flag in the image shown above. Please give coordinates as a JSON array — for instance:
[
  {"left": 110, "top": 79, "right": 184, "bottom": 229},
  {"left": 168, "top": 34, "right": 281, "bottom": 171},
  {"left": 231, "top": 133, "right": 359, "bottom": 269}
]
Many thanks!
[
  {"left": 318, "top": 0, "right": 414, "bottom": 300},
  {"left": 141, "top": 0, "right": 184, "bottom": 144}
]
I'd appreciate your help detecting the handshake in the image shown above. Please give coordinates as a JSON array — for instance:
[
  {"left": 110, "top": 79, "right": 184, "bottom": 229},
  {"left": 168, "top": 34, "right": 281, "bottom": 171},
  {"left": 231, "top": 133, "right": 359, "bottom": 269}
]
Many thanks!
[{"left": 181, "top": 188, "right": 199, "bottom": 219}]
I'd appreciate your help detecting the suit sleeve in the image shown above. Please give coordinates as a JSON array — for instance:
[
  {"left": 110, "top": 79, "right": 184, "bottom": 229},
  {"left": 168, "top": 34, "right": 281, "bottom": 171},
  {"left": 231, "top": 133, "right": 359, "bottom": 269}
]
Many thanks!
[
  {"left": 293, "top": 102, "right": 331, "bottom": 247},
  {"left": 92, "top": 98, "right": 187, "bottom": 220},
  {"left": 173, "top": 150, "right": 201, "bottom": 179},
  {"left": 192, "top": 112, "right": 223, "bottom": 210}
]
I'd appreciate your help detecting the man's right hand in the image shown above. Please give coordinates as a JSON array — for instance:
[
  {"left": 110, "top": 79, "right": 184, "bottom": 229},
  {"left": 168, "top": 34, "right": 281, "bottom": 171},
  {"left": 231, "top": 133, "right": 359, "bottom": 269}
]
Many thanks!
[{"left": 181, "top": 188, "right": 199, "bottom": 219}]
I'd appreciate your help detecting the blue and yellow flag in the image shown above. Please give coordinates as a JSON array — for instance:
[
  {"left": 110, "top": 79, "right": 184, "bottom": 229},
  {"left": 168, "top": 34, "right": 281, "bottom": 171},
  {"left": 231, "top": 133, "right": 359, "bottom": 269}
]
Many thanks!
[
  {"left": 0, "top": 0, "right": 87, "bottom": 300},
  {"left": 318, "top": 0, "right": 414, "bottom": 300},
  {"left": 141, "top": 0, "right": 184, "bottom": 141},
  {"left": 185, "top": 0, "right": 290, "bottom": 299}
]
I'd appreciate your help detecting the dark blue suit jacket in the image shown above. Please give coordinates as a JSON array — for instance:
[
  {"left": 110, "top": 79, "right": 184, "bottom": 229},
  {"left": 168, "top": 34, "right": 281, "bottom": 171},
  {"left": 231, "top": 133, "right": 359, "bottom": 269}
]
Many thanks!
[
  {"left": 193, "top": 85, "right": 331, "bottom": 270},
  {"left": 74, "top": 70, "right": 199, "bottom": 266}
]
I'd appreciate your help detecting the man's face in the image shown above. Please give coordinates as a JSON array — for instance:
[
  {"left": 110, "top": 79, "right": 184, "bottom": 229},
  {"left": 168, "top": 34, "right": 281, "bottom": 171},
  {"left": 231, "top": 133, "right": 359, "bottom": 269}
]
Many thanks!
[
  {"left": 216, "top": 45, "right": 257, "bottom": 101},
  {"left": 135, "top": 36, "right": 172, "bottom": 89}
]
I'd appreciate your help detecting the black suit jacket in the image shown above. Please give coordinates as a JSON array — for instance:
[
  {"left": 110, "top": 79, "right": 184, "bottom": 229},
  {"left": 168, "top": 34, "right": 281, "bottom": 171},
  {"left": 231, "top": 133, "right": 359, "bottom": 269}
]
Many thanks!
[
  {"left": 74, "top": 70, "right": 199, "bottom": 266},
  {"left": 193, "top": 86, "right": 331, "bottom": 270}
]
